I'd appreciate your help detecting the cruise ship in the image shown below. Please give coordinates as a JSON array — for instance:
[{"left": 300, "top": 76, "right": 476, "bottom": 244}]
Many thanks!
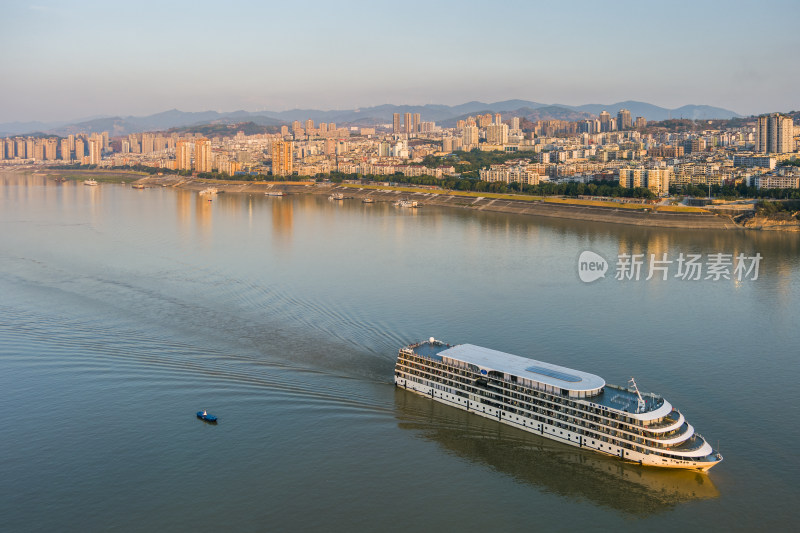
[{"left": 394, "top": 339, "right": 722, "bottom": 471}]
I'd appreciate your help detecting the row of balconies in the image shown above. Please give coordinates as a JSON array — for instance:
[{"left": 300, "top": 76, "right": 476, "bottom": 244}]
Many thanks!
[
  {"left": 396, "top": 363, "right": 690, "bottom": 449},
  {"left": 398, "top": 358, "right": 671, "bottom": 430},
  {"left": 400, "top": 371, "right": 706, "bottom": 457}
]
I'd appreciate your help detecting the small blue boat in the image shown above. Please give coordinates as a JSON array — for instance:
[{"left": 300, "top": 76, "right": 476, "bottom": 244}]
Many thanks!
[{"left": 196, "top": 409, "right": 217, "bottom": 423}]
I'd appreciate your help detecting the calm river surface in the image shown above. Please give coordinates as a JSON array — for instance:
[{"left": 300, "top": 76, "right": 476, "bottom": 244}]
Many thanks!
[{"left": 1, "top": 172, "right": 799, "bottom": 531}]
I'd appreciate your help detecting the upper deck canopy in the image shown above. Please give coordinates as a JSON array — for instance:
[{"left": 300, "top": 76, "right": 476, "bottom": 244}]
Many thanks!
[{"left": 437, "top": 344, "right": 605, "bottom": 394}]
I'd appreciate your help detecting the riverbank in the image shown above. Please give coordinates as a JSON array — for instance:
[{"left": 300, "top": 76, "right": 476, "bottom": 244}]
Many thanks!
[
  {"left": 24, "top": 168, "right": 148, "bottom": 183},
  {"left": 8, "top": 166, "right": 767, "bottom": 231},
  {"left": 741, "top": 216, "right": 800, "bottom": 232},
  {"left": 133, "top": 174, "right": 742, "bottom": 231},
  {"left": 335, "top": 185, "right": 739, "bottom": 230}
]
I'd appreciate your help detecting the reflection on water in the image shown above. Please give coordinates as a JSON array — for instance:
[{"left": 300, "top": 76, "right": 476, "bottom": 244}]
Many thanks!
[
  {"left": 271, "top": 197, "right": 293, "bottom": 241},
  {"left": 176, "top": 188, "right": 192, "bottom": 236},
  {"left": 195, "top": 192, "right": 213, "bottom": 245},
  {"left": 394, "top": 389, "right": 718, "bottom": 517},
  {"left": 2, "top": 170, "right": 799, "bottom": 530}
]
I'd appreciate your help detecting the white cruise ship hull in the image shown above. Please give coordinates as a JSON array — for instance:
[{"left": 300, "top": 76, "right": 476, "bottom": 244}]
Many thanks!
[{"left": 394, "top": 340, "right": 722, "bottom": 472}]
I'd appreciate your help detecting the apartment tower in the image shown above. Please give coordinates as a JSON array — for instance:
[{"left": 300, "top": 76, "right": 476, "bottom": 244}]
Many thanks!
[
  {"left": 194, "top": 138, "right": 212, "bottom": 173},
  {"left": 756, "top": 113, "right": 793, "bottom": 154},
  {"left": 272, "top": 140, "right": 293, "bottom": 177}
]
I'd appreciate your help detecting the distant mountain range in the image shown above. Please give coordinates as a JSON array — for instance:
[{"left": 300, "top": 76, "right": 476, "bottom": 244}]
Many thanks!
[{"left": 0, "top": 100, "right": 744, "bottom": 137}]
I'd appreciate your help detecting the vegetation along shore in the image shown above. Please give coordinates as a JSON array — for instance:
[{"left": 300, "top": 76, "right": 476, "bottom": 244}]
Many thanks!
[{"left": 8, "top": 166, "right": 800, "bottom": 232}]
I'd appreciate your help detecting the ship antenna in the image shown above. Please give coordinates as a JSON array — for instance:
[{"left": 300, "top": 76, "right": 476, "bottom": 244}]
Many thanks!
[{"left": 629, "top": 377, "right": 645, "bottom": 414}]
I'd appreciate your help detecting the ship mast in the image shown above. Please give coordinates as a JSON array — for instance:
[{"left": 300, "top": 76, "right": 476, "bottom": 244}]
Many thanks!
[{"left": 629, "top": 377, "right": 646, "bottom": 413}]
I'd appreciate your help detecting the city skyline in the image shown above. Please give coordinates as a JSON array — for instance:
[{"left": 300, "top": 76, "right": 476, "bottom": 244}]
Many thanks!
[
  {"left": 4, "top": 106, "right": 794, "bottom": 194},
  {"left": 1, "top": 0, "right": 798, "bottom": 123}
]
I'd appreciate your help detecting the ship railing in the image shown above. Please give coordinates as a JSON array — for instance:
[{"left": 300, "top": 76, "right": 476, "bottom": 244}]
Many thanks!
[{"left": 603, "top": 384, "right": 665, "bottom": 411}]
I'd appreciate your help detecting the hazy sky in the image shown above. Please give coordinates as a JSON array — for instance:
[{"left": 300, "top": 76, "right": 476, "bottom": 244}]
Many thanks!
[{"left": 1, "top": 0, "right": 798, "bottom": 122}]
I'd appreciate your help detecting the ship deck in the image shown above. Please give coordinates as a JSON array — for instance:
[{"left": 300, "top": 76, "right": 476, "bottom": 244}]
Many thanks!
[
  {"left": 588, "top": 386, "right": 665, "bottom": 414},
  {"left": 409, "top": 342, "right": 449, "bottom": 361},
  {"left": 406, "top": 341, "right": 665, "bottom": 415}
]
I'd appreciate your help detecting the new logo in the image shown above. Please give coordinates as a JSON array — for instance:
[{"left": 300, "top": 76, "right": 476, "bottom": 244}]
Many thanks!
[{"left": 578, "top": 251, "right": 608, "bottom": 283}]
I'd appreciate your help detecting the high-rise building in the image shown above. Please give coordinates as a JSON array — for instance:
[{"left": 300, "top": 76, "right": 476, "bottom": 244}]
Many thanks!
[
  {"left": 88, "top": 136, "right": 102, "bottom": 165},
  {"left": 645, "top": 169, "right": 671, "bottom": 196},
  {"left": 33, "top": 140, "right": 45, "bottom": 160},
  {"left": 756, "top": 113, "right": 793, "bottom": 153},
  {"left": 128, "top": 134, "right": 141, "bottom": 154},
  {"left": 60, "top": 138, "right": 71, "bottom": 161},
  {"left": 404, "top": 112, "right": 413, "bottom": 134},
  {"left": 74, "top": 138, "right": 85, "bottom": 161},
  {"left": 272, "top": 140, "right": 293, "bottom": 177},
  {"left": 393, "top": 114, "right": 402, "bottom": 134},
  {"left": 155, "top": 135, "right": 167, "bottom": 152},
  {"left": 634, "top": 116, "right": 647, "bottom": 129},
  {"left": 683, "top": 138, "right": 707, "bottom": 154},
  {"left": 413, "top": 113, "right": 420, "bottom": 133},
  {"left": 495, "top": 113, "right": 502, "bottom": 125},
  {"left": 292, "top": 120, "right": 303, "bottom": 136},
  {"left": 617, "top": 109, "right": 632, "bottom": 130},
  {"left": 510, "top": 117, "right": 520, "bottom": 131},
  {"left": 462, "top": 125, "right": 479, "bottom": 148},
  {"left": 194, "top": 138, "right": 212, "bottom": 173},
  {"left": 579, "top": 120, "right": 595, "bottom": 134},
  {"left": 319, "top": 123, "right": 328, "bottom": 134},
  {"left": 175, "top": 140, "right": 193, "bottom": 170},
  {"left": 141, "top": 133, "right": 155, "bottom": 154},
  {"left": 598, "top": 111, "right": 612, "bottom": 132},
  {"left": 44, "top": 138, "right": 58, "bottom": 160},
  {"left": 619, "top": 168, "right": 644, "bottom": 189},
  {"left": 486, "top": 124, "right": 509, "bottom": 145},
  {"left": 305, "top": 119, "right": 314, "bottom": 133},
  {"left": 619, "top": 168, "right": 670, "bottom": 196}
]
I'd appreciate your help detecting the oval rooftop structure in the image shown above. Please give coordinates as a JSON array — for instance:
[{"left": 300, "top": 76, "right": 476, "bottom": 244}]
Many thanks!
[{"left": 438, "top": 344, "right": 605, "bottom": 395}]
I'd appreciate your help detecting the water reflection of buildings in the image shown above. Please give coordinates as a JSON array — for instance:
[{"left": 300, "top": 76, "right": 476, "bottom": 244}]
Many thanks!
[
  {"left": 194, "top": 192, "right": 213, "bottom": 243},
  {"left": 271, "top": 198, "right": 294, "bottom": 240},
  {"left": 394, "top": 389, "right": 718, "bottom": 517},
  {"left": 175, "top": 189, "right": 193, "bottom": 245},
  {"left": 604, "top": 223, "right": 800, "bottom": 288},
  {"left": 85, "top": 180, "right": 100, "bottom": 211}
]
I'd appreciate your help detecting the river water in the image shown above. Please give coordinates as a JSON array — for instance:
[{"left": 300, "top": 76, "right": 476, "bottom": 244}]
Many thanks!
[{"left": 1, "top": 172, "right": 798, "bottom": 531}]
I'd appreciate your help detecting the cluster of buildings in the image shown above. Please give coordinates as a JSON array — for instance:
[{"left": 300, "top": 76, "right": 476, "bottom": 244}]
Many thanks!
[
  {"left": 2, "top": 110, "right": 798, "bottom": 195},
  {"left": 0, "top": 133, "right": 107, "bottom": 165}
]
